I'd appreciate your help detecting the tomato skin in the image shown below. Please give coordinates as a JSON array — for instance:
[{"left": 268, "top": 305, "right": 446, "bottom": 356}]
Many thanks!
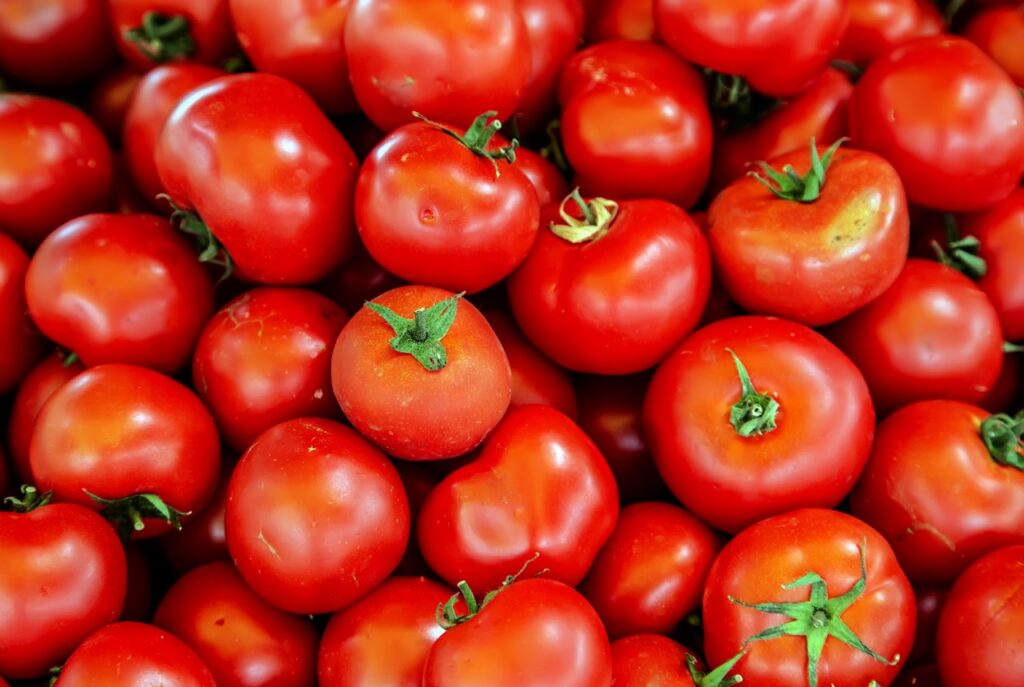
[
  {"left": 423, "top": 578, "right": 613, "bottom": 687},
  {"left": 109, "top": 0, "right": 238, "bottom": 70},
  {"left": 514, "top": 148, "right": 570, "bottom": 209},
  {"left": 828, "top": 259, "right": 1004, "bottom": 413},
  {"left": 0, "top": 233, "right": 43, "bottom": 396},
  {"left": 610, "top": 635, "right": 704, "bottom": 687},
  {"left": 850, "top": 36, "right": 1024, "bottom": 212},
  {"left": 87, "top": 66, "right": 143, "bottom": 144},
  {"left": 226, "top": 418, "right": 409, "bottom": 615},
  {"left": 937, "top": 545, "right": 1024, "bottom": 687},
  {"left": 0, "top": 95, "right": 113, "bottom": 248},
  {"left": 703, "top": 509, "right": 916, "bottom": 687},
  {"left": 344, "top": 0, "right": 531, "bottom": 132},
  {"left": 581, "top": 502, "right": 719, "bottom": 639},
  {"left": 0, "top": 502, "right": 126, "bottom": 679},
  {"left": 157, "top": 73, "right": 359, "bottom": 285},
  {"left": 836, "top": 0, "right": 943, "bottom": 67},
  {"left": 965, "top": 5, "right": 1024, "bottom": 89},
  {"left": 587, "top": 0, "right": 655, "bottom": 42},
  {"left": 319, "top": 576, "right": 451, "bottom": 687},
  {"left": 419, "top": 405, "right": 619, "bottom": 591},
  {"left": 514, "top": 0, "right": 584, "bottom": 135},
  {"left": 908, "top": 588, "right": 945, "bottom": 665}
]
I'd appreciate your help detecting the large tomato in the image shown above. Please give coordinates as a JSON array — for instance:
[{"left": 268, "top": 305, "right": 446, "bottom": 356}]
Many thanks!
[
  {"left": 0, "top": 233, "right": 42, "bottom": 395},
  {"left": 964, "top": 4, "right": 1024, "bottom": 88},
  {"left": 513, "top": 0, "right": 584, "bottom": 134},
  {"left": 87, "top": 66, "right": 142, "bottom": 144},
  {"left": 835, "top": 0, "right": 943, "bottom": 67},
  {"left": 108, "top": 0, "right": 237, "bottom": 69}
]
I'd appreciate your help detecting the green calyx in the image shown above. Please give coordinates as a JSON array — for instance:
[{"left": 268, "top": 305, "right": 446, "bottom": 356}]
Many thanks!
[
  {"left": 85, "top": 491, "right": 190, "bottom": 542},
  {"left": 414, "top": 110, "right": 518, "bottom": 175},
  {"left": 436, "top": 553, "right": 541, "bottom": 630},
  {"left": 540, "top": 119, "right": 569, "bottom": 173},
  {"left": 366, "top": 292, "right": 466, "bottom": 371},
  {"left": 729, "top": 540, "right": 899, "bottom": 687},
  {"left": 685, "top": 651, "right": 745, "bottom": 687},
  {"left": 123, "top": 11, "right": 196, "bottom": 63},
  {"left": 980, "top": 410, "right": 1023, "bottom": 470},
  {"left": 751, "top": 137, "right": 847, "bottom": 203},
  {"left": 161, "top": 195, "right": 234, "bottom": 284},
  {"left": 726, "top": 348, "right": 779, "bottom": 437},
  {"left": 549, "top": 188, "right": 619, "bottom": 244},
  {"left": 3, "top": 485, "right": 53, "bottom": 513},
  {"left": 931, "top": 214, "right": 987, "bottom": 280}
]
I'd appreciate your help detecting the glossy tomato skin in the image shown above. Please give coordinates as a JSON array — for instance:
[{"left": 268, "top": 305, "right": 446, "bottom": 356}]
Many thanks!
[
  {"left": 355, "top": 120, "right": 540, "bottom": 294},
  {"left": 645, "top": 316, "right": 875, "bottom": 534},
  {"left": 509, "top": 199, "right": 711, "bottom": 374},
  {"left": 514, "top": 0, "right": 584, "bottom": 135},
  {"left": 0, "top": 95, "right": 113, "bottom": 248},
  {"left": 87, "top": 66, "right": 143, "bottom": 143},
  {"left": 157, "top": 73, "right": 359, "bottom": 284},
  {"left": 850, "top": 400, "right": 1024, "bottom": 586},
  {"left": 419, "top": 405, "right": 619, "bottom": 591},
  {"left": 26, "top": 213, "right": 215, "bottom": 373},
  {"left": 0, "top": 502, "right": 126, "bottom": 679},
  {"left": 230, "top": 0, "right": 357, "bottom": 114},
  {"left": 581, "top": 502, "right": 720, "bottom": 639},
  {"left": 514, "top": 148, "right": 570, "bottom": 208},
  {"left": 319, "top": 576, "right": 451, "bottom": 687},
  {"left": 937, "top": 545, "right": 1024, "bottom": 687},
  {"left": 160, "top": 471, "right": 229, "bottom": 573},
  {"left": 850, "top": 36, "right": 1024, "bottom": 212},
  {"left": 709, "top": 145, "right": 910, "bottom": 326},
  {"left": 109, "top": 0, "right": 237, "bottom": 70},
  {"left": 965, "top": 5, "right": 1024, "bottom": 88},
  {"left": 332, "top": 286, "right": 511, "bottom": 460},
  {"left": 423, "top": 578, "right": 613, "bottom": 687},
  {"left": 828, "top": 259, "right": 1004, "bottom": 413},
  {"left": 655, "top": 0, "right": 848, "bottom": 97},
  {"left": 836, "top": 0, "right": 943, "bottom": 67},
  {"left": 344, "top": 0, "right": 531, "bottom": 132},
  {"left": 610, "top": 635, "right": 705, "bottom": 687},
  {"left": 0, "top": 233, "right": 43, "bottom": 395},
  {"left": 703, "top": 509, "right": 916, "bottom": 687},
  {"left": 225, "top": 418, "right": 409, "bottom": 614}
]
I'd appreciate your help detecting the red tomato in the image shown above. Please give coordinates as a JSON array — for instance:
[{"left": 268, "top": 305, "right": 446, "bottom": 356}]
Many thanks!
[
  {"left": 30, "top": 364, "right": 221, "bottom": 538},
  {"left": 355, "top": 113, "right": 540, "bottom": 293},
  {"left": 828, "top": 259, "right": 1004, "bottom": 413},
  {"left": 937, "top": 545, "right": 1024, "bottom": 687},
  {"left": 850, "top": 36, "right": 1024, "bottom": 212},
  {"left": 0, "top": 492, "right": 126, "bottom": 679},
  {"left": 418, "top": 404, "right": 619, "bottom": 591},
  {"left": 344, "top": 0, "right": 531, "bottom": 132},
  {"left": 587, "top": 0, "right": 655, "bottom": 42},
  {"left": 424, "top": 578, "right": 612, "bottom": 687},
  {"left": 508, "top": 196, "right": 711, "bottom": 374},
  {"left": 514, "top": 147, "right": 570, "bottom": 208},
  {"left": 908, "top": 588, "right": 945, "bottom": 665},
  {"left": 225, "top": 418, "right": 409, "bottom": 614},
  {"left": 157, "top": 73, "right": 359, "bottom": 284},
  {"left": 611, "top": 634, "right": 743, "bottom": 687},
  {"left": 26, "top": 213, "right": 215, "bottom": 373},
  {"left": 513, "top": 0, "right": 584, "bottom": 135},
  {"left": 331, "top": 286, "right": 511, "bottom": 460},
  {"left": 835, "top": 0, "right": 944, "bottom": 67},
  {"left": 317, "top": 240, "right": 405, "bottom": 315},
  {"left": 0, "top": 233, "right": 43, "bottom": 395},
  {"left": 319, "top": 576, "right": 451, "bottom": 687},
  {"left": 704, "top": 509, "right": 916, "bottom": 687},
  {"left": 160, "top": 471, "right": 230, "bottom": 573},
  {"left": 645, "top": 316, "right": 875, "bottom": 534},
  {"left": 581, "top": 502, "right": 720, "bottom": 639},
  {"left": 109, "top": 0, "right": 237, "bottom": 69},
  {"left": 393, "top": 464, "right": 440, "bottom": 577},
  {"left": 87, "top": 66, "right": 142, "bottom": 143},
  {"left": 655, "top": 0, "right": 848, "bottom": 97},
  {"left": 0, "top": 95, "right": 113, "bottom": 248},
  {"left": 850, "top": 400, "right": 1024, "bottom": 585},
  {"left": 965, "top": 4, "right": 1024, "bottom": 88}
]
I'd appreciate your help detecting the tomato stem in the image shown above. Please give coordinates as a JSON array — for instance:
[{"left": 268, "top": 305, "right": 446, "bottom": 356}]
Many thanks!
[
  {"left": 3, "top": 485, "right": 53, "bottom": 513},
  {"left": 549, "top": 188, "right": 619, "bottom": 244},
  {"left": 413, "top": 110, "right": 518, "bottom": 176},
  {"left": 750, "top": 137, "right": 847, "bottom": 203},
  {"left": 725, "top": 348, "right": 779, "bottom": 437},
  {"left": 435, "top": 553, "right": 541, "bottom": 630},
  {"left": 540, "top": 119, "right": 569, "bottom": 173},
  {"left": 686, "top": 650, "right": 745, "bottom": 687},
  {"left": 161, "top": 194, "right": 235, "bottom": 284},
  {"left": 85, "top": 491, "right": 190, "bottom": 542},
  {"left": 123, "top": 11, "right": 196, "bottom": 63},
  {"left": 979, "top": 411, "right": 1024, "bottom": 470},
  {"left": 364, "top": 292, "right": 465, "bottom": 371},
  {"left": 930, "top": 214, "right": 987, "bottom": 280}
]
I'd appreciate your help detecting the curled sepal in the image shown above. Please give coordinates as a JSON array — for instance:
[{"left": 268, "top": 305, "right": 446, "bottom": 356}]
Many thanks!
[
  {"left": 435, "top": 553, "right": 541, "bottom": 630},
  {"left": 123, "top": 12, "right": 196, "bottom": 63},
  {"left": 85, "top": 491, "right": 190, "bottom": 542},
  {"left": 413, "top": 110, "right": 518, "bottom": 175},
  {"left": 549, "top": 188, "right": 619, "bottom": 244},
  {"left": 725, "top": 348, "right": 779, "bottom": 437},
  {"left": 366, "top": 292, "right": 466, "bottom": 371},
  {"left": 540, "top": 119, "right": 569, "bottom": 173},
  {"left": 161, "top": 194, "right": 234, "bottom": 284},
  {"left": 3, "top": 485, "right": 53, "bottom": 513},
  {"left": 980, "top": 411, "right": 1024, "bottom": 470},
  {"left": 48, "top": 664, "right": 62, "bottom": 687},
  {"left": 750, "top": 137, "right": 847, "bottom": 203},
  {"left": 931, "top": 214, "right": 987, "bottom": 280},
  {"left": 685, "top": 651, "right": 745, "bottom": 687}
]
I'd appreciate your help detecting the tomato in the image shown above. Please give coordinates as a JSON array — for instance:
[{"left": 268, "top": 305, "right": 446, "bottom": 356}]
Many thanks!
[
  {"left": 424, "top": 578, "right": 612, "bottom": 687},
  {"left": 319, "top": 576, "right": 451, "bottom": 687},
  {"left": 983, "top": 351, "right": 1021, "bottom": 413},
  {"left": 827, "top": 259, "right": 1004, "bottom": 413},
  {"left": 937, "top": 544, "right": 1024, "bottom": 687},
  {"left": 587, "top": 0, "right": 655, "bottom": 42},
  {"left": 109, "top": 0, "right": 237, "bottom": 69},
  {"left": 0, "top": 491, "right": 126, "bottom": 680},
  {"left": 30, "top": 364, "right": 221, "bottom": 538},
  {"left": 965, "top": 4, "right": 1024, "bottom": 88},
  {"left": 55, "top": 621, "right": 216, "bottom": 686},
  {"left": 708, "top": 141, "right": 910, "bottom": 326},
  {"left": 418, "top": 404, "right": 618, "bottom": 591},
  {"left": 26, "top": 213, "right": 215, "bottom": 373},
  {"left": 0, "top": 95, "right": 113, "bottom": 248},
  {"left": 87, "top": 66, "right": 142, "bottom": 143},
  {"left": 318, "top": 240, "right": 405, "bottom": 316},
  {"left": 344, "top": 0, "right": 531, "bottom": 132},
  {"left": 849, "top": 36, "right": 1024, "bottom": 212},
  {"left": 0, "top": 0, "right": 116, "bottom": 88},
  {"left": 850, "top": 400, "right": 1024, "bottom": 586},
  {"left": 908, "top": 588, "right": 945, "bottom": 665},
  {"left": 157, "top": 73, "right": 359, "bottom": 284},
  {"left": 331, "top": 286, "right": 511, "bottom": 460},
  {"left": 0, "top": 233, "right": 43, "bottom": 396},
  {"left": 513, "top": 0, "right": 584, "bottom": 135},
  {"left": 229, "top": 0, "right": 357, "bottom": 114},
  {"left": 645, "top": 316, "right": 875, "bottom": 534},
  {"left": 611, "top": 634, "right": 743, "bottom": 687},
  {"left": 508, "top": 195, "right": 711, "bottom": 374},
  {"left": 160, "top": 470, "right": 229, "bottom": 573},
  {"left": 703, "top": 509, "right": 916, "bottom": 687},
  {"left": 355, "top": 113, "right": 540, "bottom": 293},
  {"left": 835, "top": 0, "right": 944, "bottom": 67},
  {"left": 225, "top": 418, "right": 409, "bottom": 614},
  {"left": 655, "top": 0, "right": 848, "bottom": 97},
  {"left": 558, "top": 41, "right": 712, "bottom": 208},
  {"left": 580, "top": 501, "right": 720, "bottom": 639},
  {"left": 514, "top": 147, "right": 570, "bottom": 208}
]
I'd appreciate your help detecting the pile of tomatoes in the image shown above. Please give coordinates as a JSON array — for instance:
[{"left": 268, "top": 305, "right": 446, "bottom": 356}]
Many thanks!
[{"left": 1, "top": 0, "right": 1023, "bottom": 686}]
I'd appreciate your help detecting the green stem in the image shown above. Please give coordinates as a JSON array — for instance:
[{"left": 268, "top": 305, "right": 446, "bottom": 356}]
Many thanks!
[
  {"left": 686, "top": 651, "right": 745, "bottom": 687},
  {"left": 365, "top": 292, "right": 465, "bottom": 371},
  {"left": 980, "top": 411, "right": 1024, "bottom": 470},
  {"left": 540, "top": 119, "right": 569, "bottom": 173},
  {"left": 85, "top": 491, "right": 190, "bottom": 542},
  {"left": 931, "top": 214, "right": 987, "bottom": 280},
  {"left": 436, "top": 553, "right": 540, "bottom": 630},
  {"left": 160, "top": 194, "right": 234, "bottom": 284},
  {"left": 548, "top": 188, "right": 619, "bottom": 244},
  {"left": 751, "top": 138, "right": 847, "bottom": 203},
  {"left": 3, "top": 485, "right": 53, "bottom": 513},
  {"left": 726, "top": 349, "right": 779, "bottom": 437},
  {"left": 123, "top": 12, "right": 196, "bottom": 62},
  {"left": 413, "top": 111, "right": 518, "bottom": 174}
]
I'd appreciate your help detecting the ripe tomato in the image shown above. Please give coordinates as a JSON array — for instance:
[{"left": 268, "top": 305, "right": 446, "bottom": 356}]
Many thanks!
[
  {"left": 514, "top": 0, "right": 584, "bottom": 135},
  {"left": 849, "top": 36, "right": 1024, "bottom": 212},
  {"left": 514, "top": 147, "right": 570, "bottom": 208},
  {"left": 611, "top": 634, "right": 743, "bottom": 687},
  {"left": 344, "top": 0, "right": 531, "bottom": 131},
  {"left": 703, "top": 509, "right": 915, "bottom": 687},
  {"left": 157, "top": 73, "right": 359, "bottom": 284},
  {"left": 109, "top": 0, "right": 237, "bottom": 69},
  {"left": 0, "top": 95, "right": 113, "bottom": 248},
  {"left": 225, "top": 418, "right": 409, "bottom": 614},
  {"left": 160, "top": 471, "right": 229, "bottom": 573},
  {"left": 0, "top": 233, "right": 42, "bottom": 395},
  {"left": 87, "top": 66, "right": 142, "bottom": 143},
  {"left": 827, "top": 259, "right": 1004, "bottom": 413},
  {"left": 587, "top": 0, "right": 655, "bottom": 42},
  {"left": 331, "top": 286, "right": 511, "bottom": 460},
  {"left": 835, "top": 0, "right": 943, "bottom": 67},
  {"left": 317, "top": 240, "right": 405, "bottom": 316},
  {"left": 964, "top": 4, "right": 1024, "bottom": 88}
]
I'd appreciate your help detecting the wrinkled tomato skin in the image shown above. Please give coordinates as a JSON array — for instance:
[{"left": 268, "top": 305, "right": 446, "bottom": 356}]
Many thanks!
[
  {"left": 836, "top": 0, "right": 944, "bottom": 67},
  {"left": 87, "top": 66, "right": 143, "bottom": 143},
  {"left": 587, "top": 0, "right": 655, "bottom": 42},
  {"left": 160, "top": 470, "right": 230, "bottom": 573},
  {"left": 109, "top": 0, "right": 238, "bottom": 70},
  {"left": 514, "top": 0, "right": 584, "bottom": 135},
  {"left": 514, "top": 148, "right": 570, "bottom": 209},
  {"left": 610, "top": 635, "right": 705, "bottom": 687},
  {"left": 965, "top": 5, "right": 1024, "bottom": 88},
  {"left": 0, "top": 233, "right": 43, "bottom": 396}
]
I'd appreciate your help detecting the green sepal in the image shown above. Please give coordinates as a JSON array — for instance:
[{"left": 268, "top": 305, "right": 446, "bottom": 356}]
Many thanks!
[
  {"left": 685, "top": 651, "right": 745, "bottom": 687},
  {"left": 413, "top": 110, "right": 518, "bottom": 175},
  {"left": 161, "top": 194, "right": 234, "bottom": 284},
  {"left": 436, "top": 553, "right": 541, "bottom": 630},
  {"left": 48, "top": 664, "right": 62, "bottom": 687},
  {"left": 980, "top": 410, "right": 1024, "bottom": 470},
  {"left": 85, "top": 490, "right": 190, "bottom": 542},
  {"left": 549, "top": 188, "right": 619, "bottom": 244},
  {"left": 750, "top": 138, "right": 847, "bottom": 203},
  {"left": 123, "top": 11, "right": 196, "bottom": 63},
  {"left": 3, "top": 485, "right": 53, "bottom": 513},
  {"left": 366, "top": 292, "right": 466, "bottom": 371},
  {"left": 1005, "top": 341, "right": 1024, "bottom": 354},
  {"left": 931, "top": 214, "right": 987, "bottom": 280},
  {"left": 540, "top": 119, "right": 569, "bottom": 173},
  {"left": 725, "top": 348, "right": 779, "bottom": 437}
]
